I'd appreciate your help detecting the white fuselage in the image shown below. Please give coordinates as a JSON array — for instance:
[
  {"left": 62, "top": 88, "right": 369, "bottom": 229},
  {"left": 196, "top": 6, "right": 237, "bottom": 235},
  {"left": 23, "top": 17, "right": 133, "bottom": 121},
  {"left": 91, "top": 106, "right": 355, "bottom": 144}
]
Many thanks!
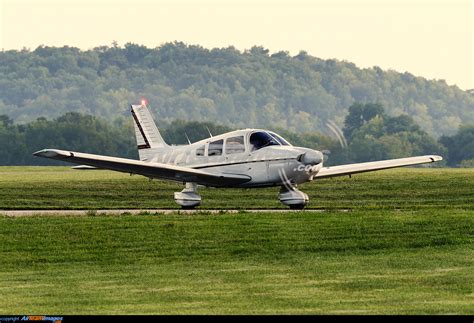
[{"left": 144, "top": 129, "right": 323, "bottom": 188}]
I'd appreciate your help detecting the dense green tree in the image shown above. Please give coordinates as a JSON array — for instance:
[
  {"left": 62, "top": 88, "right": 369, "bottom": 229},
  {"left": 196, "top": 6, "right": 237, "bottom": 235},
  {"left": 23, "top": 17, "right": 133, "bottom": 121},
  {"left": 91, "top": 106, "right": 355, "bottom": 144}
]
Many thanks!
[
  {"left": 0, "top": 40, "right": 473, "bottom": 167},
  {"left": 439, "top": 125, "right": 474, "bottom": 166},
  {"left": 0, "top": 115, "right": 13, "bottom": 127},
  {"left": 0, "top": 42, "right": 472, "bottom": 138},
  {"left": 0, "top": 113, "right": 137, "bottom": 165},
  {"left": 343, "top": 103, "right": 386, "bottom": 140},
  {"left": 342, "top": 103, "right": 446, "bottom": 163},
  {"left": 0, "top": 109, "right": 465, "bottom": 167},
  {"left": 385, "top": 115, "right": 421, "bottom": 134},
  {"left": 161, "top": 120, "right": 231, "bottom": 144},
  {"left": 0, "top": 116, "right": 27, "bottom": 164}
]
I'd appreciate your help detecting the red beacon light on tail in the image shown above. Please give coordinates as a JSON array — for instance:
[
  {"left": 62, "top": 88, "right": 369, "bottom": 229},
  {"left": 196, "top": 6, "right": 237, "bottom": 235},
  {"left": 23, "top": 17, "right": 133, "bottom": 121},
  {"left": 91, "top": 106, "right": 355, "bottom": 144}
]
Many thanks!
[{"left": 141, "top": 99, "right": 147, "bottom": 106}]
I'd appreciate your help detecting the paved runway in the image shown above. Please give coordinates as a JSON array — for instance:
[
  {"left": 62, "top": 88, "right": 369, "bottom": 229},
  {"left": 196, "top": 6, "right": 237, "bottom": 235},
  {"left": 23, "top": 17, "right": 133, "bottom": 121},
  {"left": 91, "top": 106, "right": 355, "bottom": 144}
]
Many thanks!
[{"left": 0, "top": 209, "right": 349, "bottom": 217}]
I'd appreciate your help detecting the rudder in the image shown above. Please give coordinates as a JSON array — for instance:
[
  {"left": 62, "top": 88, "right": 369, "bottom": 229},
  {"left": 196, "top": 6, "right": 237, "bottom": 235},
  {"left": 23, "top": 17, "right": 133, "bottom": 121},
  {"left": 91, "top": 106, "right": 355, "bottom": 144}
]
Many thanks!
[{"left": 131, "top": 104, "right": 169, "bottom": 161}]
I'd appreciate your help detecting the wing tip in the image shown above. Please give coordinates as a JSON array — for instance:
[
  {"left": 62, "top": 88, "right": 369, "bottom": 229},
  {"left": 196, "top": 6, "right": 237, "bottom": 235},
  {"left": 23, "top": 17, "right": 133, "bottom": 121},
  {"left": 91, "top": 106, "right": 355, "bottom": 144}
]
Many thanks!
[
  {"left": 33, "top": 149, "right": 68, "bottom": 158},
  {"left": 33, "top": 149, "right": 52, "bottom": 157},
  {"left": 429, "top": 155, "right": 443, "bottom": 162}
]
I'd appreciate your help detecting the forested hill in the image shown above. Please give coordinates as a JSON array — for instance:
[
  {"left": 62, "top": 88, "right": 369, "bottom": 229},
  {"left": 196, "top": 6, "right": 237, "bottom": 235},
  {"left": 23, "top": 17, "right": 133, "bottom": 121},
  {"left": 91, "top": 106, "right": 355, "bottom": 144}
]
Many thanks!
[{"left": 1, "top": 42, "right": 473, "bottom": 136}]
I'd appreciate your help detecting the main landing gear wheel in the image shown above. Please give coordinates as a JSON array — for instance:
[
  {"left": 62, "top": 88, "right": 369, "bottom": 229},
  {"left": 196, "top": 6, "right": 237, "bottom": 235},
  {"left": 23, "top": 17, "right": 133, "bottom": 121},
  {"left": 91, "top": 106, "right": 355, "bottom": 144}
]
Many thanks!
[
  {"left": 289, "top": 204, "right": 306, "bottom": 210},
  {"left": 181, "top": 205, "right": 197, "bottom": 210},
  {"left": 174, "top": 182, "right": 201, "bottom": 209},
  {"left": 278, "top": 185, "right": 309, "bottom": 209}
]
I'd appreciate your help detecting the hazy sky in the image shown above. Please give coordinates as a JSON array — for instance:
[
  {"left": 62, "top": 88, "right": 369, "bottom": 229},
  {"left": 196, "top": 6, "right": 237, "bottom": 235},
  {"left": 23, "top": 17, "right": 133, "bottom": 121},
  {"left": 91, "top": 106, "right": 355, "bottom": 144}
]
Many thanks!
[{"left": 1, "top": 0, "right": 473, "bottom": 89}]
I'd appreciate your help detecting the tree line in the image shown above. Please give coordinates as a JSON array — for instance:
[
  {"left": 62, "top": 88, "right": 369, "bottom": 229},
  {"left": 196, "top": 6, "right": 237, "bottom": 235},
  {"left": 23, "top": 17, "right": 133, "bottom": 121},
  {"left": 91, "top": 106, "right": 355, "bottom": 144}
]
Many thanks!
[
  {"left": 0, "top": 103, "right": 472, "bottom": 167},
  {"left": 1, "top": 42, "right": 473, "bottom": 139}
]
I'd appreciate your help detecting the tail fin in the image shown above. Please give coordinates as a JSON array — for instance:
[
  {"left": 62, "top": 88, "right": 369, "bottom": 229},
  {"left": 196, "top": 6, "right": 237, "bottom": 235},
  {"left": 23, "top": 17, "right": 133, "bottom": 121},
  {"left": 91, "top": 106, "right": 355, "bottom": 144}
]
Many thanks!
[{"left": 131, "top": 104, "right": 169, "bottom": 161}]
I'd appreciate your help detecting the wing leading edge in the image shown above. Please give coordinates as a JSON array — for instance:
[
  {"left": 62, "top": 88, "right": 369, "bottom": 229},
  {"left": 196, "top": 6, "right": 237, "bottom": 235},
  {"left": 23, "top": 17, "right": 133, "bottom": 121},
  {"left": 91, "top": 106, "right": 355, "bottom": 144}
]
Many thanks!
[
  {"left": 33, "top": 149, "right": 251, "bottom": 187},
  {"left": 315, "top": 155, "right": 443, "bottom": 179}
]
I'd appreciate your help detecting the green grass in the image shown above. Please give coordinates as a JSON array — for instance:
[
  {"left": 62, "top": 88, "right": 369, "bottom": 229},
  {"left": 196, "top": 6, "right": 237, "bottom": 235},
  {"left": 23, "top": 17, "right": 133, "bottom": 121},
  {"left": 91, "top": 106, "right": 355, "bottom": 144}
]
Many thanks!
[
  {"left": 0, "top": 166, "right": 473, "bottom": 210},
  {"left": 0, "top": 211, "right": 472, "bottom": 314},
  {"left": 0, "top": 167, "right": 473, "bottom": 314}
]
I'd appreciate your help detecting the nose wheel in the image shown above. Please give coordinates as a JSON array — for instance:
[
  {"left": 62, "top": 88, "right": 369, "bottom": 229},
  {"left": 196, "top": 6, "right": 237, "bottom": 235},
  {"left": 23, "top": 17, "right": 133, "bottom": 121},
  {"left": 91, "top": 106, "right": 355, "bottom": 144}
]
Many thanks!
[{"left": 278, "top": 185, "right": 309, "bottom": 209}]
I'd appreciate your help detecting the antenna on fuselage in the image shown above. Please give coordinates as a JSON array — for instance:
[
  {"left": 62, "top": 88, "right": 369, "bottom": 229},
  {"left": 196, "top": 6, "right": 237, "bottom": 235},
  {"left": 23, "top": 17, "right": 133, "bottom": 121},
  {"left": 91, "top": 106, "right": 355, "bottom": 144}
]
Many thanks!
[
  {"left": 184, "top": 132, "right": 192, "bottom": 145},
  {"left": 206, "top": 126, "right": 213, "bottom": 138}
]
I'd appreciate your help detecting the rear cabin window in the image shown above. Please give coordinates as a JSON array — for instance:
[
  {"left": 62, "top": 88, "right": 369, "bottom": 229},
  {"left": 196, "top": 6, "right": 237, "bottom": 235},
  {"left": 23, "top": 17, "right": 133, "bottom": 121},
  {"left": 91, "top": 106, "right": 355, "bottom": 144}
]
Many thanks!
[
  {"left": 208, "top": 139, "right": 223, "bottom": 156},
  {"left": 196, "top": 145, "right": 205, "bottom": 156},
  {"left": 225, "top": 136, "right": 245, "bottom": 154}
]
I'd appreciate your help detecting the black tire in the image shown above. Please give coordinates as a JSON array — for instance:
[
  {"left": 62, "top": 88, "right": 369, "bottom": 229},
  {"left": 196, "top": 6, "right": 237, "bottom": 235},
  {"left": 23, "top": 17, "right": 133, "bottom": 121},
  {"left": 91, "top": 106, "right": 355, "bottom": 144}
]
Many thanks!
[
  {"left": 181, "top": 205, "right": 197, "bottom": 210},
  {"left": 289, "top": 204, "right": 306, "bottom": 210}
]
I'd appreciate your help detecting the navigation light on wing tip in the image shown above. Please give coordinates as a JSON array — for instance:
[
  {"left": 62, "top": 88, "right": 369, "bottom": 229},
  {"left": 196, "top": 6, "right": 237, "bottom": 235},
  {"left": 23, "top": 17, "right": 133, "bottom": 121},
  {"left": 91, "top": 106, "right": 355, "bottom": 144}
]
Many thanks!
[{"left": 141, "top": 99, "right": 147, "bottom": 106}]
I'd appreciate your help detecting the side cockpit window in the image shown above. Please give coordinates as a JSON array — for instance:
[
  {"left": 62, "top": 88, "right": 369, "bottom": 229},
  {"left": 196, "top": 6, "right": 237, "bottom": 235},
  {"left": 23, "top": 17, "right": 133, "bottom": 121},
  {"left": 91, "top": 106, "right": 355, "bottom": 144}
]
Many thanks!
[
  {"left": 225, "top": 136, "right": 245, "bottom": 154},
  {"left": 196, "top": 145, "right": 205, "bottom": 156},
  {"left": 208, "top": 139, "right": 223, "bottom": 156},
  {"left": 249, "top": 131, "right": 280, "bottom": 151}
]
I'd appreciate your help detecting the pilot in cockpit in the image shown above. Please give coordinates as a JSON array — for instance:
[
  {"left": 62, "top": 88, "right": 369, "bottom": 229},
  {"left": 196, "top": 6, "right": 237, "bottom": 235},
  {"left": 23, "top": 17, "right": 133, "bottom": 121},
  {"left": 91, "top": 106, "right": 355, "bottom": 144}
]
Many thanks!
[{"left": 249, "top": 131, "right": 290, "bottom": 151}]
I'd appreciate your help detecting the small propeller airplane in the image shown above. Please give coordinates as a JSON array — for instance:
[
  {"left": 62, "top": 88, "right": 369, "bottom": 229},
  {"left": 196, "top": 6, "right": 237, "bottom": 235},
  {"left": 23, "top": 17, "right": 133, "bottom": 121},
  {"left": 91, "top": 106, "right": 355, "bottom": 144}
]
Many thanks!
[{"left": 34, "top": 102, "right": 443, "bottom": 209}]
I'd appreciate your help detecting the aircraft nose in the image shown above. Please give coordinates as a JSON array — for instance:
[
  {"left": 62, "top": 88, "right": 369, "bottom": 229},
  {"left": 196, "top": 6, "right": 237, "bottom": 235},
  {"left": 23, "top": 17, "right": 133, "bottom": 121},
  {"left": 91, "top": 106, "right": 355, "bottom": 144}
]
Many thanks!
[{"left": 298, "top": 150, "right": 324, "bottom": 166}]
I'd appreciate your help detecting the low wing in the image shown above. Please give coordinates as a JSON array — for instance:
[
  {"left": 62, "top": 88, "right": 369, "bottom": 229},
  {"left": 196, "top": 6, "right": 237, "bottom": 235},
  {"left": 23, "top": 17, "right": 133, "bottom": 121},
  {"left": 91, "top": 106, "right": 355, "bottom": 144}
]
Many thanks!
[
  {"left": 33, "top": 149, "right": 251, "bottom": 187},
  {"left": 315, "top": 155, "right": 442, "bottom": 179}
]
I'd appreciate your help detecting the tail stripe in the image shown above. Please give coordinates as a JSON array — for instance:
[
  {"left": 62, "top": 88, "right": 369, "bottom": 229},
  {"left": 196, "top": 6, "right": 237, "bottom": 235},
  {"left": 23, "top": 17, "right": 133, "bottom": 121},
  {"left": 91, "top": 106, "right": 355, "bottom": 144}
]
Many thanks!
[{"left": 131, "top": 108, "right": 151, "bottom": 150}]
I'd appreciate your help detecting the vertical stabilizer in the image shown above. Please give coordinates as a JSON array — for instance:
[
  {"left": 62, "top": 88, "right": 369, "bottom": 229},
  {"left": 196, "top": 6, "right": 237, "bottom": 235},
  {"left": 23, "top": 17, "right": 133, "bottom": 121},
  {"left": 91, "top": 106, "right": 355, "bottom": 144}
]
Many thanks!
[{"left": 131, "top": 104, "right": 169, "bottom": 161}]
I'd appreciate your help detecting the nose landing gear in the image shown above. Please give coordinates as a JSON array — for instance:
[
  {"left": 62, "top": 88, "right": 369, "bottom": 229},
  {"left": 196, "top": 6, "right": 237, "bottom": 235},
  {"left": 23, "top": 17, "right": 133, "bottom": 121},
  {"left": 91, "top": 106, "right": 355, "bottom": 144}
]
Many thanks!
[{"left": 278, "top": 185, "right": 309, "bottom": 209}]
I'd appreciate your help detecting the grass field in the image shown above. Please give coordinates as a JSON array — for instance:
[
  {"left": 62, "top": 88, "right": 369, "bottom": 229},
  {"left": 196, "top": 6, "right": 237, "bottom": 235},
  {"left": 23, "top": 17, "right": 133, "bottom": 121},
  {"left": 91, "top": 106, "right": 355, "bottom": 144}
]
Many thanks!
[
  {"left": 0, "top": 166, "right": 473, "bottom": 210},
  {"left": 0, "top": 167, "right": 473, "bottom": 314}
]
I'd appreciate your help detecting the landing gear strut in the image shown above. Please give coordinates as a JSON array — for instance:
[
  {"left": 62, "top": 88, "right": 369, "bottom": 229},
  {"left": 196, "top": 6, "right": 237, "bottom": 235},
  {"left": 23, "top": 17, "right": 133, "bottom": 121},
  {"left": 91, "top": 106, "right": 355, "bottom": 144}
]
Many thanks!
[
  {"left": 174, "top": 182, "right": 201, "bottom": 208},
  {"left": 278, "top": 185, "right": 309, "bottom": 209}
]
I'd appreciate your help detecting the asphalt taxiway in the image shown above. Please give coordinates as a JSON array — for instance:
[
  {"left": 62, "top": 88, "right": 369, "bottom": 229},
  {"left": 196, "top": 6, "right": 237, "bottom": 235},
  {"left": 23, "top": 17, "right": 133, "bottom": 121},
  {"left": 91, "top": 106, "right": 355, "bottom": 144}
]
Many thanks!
[{"left": 0, "top": 209, "right": 350, "bottom": 217}]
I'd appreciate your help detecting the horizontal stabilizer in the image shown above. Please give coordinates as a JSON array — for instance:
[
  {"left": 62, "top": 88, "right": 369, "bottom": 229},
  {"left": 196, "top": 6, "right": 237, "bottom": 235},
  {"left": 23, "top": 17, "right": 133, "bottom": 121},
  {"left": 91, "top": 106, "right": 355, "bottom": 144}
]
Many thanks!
[{"left": 71, "top": 165, "right": 99, "bottom": 170}]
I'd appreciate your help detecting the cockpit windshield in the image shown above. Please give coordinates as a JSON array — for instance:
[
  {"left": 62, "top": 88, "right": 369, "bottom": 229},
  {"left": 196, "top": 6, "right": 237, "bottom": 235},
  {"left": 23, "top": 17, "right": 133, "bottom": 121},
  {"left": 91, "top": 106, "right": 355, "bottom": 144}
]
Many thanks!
[
  {"left": 249, "top": 131, "right": 280, "bottom": 151},
  {"left": 268, "top": 132, "right": 291, "bottom": 146}
]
